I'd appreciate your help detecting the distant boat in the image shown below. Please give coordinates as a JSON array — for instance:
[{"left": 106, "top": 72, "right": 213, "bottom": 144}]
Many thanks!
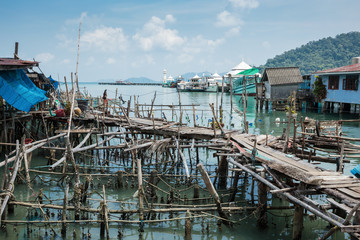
[
  {"left": 204, "top": 73, "right": 222, "bottom": 92},
  {"left": 176, "top": 75, "right": 188, "bottom": 91},
  {"left": 187, "top": 74, "right": 206, "bottom": 92},
  {"left": 232, "top": 68, "right": 261, "bottom": 95}
]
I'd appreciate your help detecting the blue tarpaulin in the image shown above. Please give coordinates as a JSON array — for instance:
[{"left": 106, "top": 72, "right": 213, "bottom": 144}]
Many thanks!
[
  {"left": 48, "top": 75, "right": 59, "bottom": 90},
  {"left": 0, "top": 69, "right": 48, "bottom": 112}
]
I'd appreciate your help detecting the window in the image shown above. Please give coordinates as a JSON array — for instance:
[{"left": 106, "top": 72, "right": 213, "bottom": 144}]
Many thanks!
[
  {"left": 343, "top": 75, "right": 359, "bottom": 90},
  {"left": 328, "top": 75, "right": 339, "bottom": 90}
]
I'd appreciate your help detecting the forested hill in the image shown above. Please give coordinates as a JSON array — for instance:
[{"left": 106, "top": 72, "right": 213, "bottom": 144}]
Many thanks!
[{"left": 261, "top": 32, "right": 360, "bottom": 74}]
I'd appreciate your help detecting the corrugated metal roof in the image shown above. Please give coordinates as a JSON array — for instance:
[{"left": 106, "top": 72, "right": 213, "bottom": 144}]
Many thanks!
[
  {"left": 314, "top": 63, "right": 360, "bottom": 74},
  {"left": 0, "top": 58, "right": 38, "bottom": 70},
  {"left": 262, "top": 67, "right": 303, "bottom": 86}
]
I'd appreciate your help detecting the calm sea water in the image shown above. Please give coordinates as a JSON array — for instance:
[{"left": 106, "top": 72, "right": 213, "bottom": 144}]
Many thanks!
[{"left": 1, "top": 82, "right": 359, "bottom": 239}]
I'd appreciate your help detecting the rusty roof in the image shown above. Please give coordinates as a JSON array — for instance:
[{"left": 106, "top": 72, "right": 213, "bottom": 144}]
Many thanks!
[
  {"left": 0, "top": 58, "right": 38, "bottom": 70},
  {"left": 315, "top": 63, "right": 360, "bottom": 74},
  {"left": 262, "top": 67, "right": 303, "bottom": 86}
]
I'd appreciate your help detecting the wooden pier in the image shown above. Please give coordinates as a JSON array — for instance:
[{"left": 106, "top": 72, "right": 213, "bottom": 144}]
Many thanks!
[{"left": 0, "top": 92, "right": 360, "bottom": 239}]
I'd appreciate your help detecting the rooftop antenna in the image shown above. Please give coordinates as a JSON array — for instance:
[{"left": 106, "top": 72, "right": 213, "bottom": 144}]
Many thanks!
[{"left": 75, "top": 21, "right": 82, "bottom": 95}]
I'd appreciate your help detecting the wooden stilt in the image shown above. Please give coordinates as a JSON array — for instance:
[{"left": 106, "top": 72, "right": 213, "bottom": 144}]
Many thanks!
[
  {"left": 185, "top": 210, "right": 192, "bottom": 240},
  {"left": 257, "top": 171, "right": 268, "bottom": 228},
  {"left": 197, "top": 163, "right": 230, "bottom": 225}
]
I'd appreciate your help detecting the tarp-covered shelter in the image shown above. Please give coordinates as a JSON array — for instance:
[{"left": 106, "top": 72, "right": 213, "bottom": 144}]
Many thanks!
[
  {"left": 0, "top": 58, "right": 48, "bottom": 112},
  {"left": 0, "top": 69, "right": 48, "bottom": 112}
]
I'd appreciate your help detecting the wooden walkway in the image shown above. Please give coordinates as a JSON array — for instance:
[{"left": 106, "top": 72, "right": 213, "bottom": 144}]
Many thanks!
[
  {"left": 96, "top": 113, "right": 360, "bottom": 236},
  {"left": 40, "top": 112, "right": 360, "bottom": 238}
]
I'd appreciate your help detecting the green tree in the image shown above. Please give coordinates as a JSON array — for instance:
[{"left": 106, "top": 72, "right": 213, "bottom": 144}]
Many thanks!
[{"left": 313, "top": 76, "right": 327, "bottom": 102}]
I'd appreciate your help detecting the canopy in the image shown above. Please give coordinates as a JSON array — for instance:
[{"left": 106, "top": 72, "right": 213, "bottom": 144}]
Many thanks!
[
  {"left": 0, "top": 69, "right": 48, "bottom": 112},
  {"left": 237, "top": 68, "right": 259, "bottom": 76}
]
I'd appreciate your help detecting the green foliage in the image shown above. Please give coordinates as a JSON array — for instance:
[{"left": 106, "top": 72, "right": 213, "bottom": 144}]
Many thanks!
[
  {"left": 313, "top": 76, "right": 327, "bottom": 101},
  {"left": 259, "top": 32, "right": 360, "bottom": 74}
]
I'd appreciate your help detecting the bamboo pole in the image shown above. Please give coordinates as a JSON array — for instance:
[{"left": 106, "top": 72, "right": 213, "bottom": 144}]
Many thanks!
[
  {"left": 22, "top": 137, "right": 31, "bottom": 185},
  {"left": 75, "top": 22, "right": 82, "bottom": 94},
  {"left": 137, "top": 158, "right": 144, "bottom": 231},
  {"left": 102, "top": 185, "right": 110, "bottom": 239},
  {"left": 197, "top": 162, "right": 230, "bottom": 225},
  {"left": 0, "top": 139, "right": 22, "bottom": 225},
  {"left": 61, "top": 184, "right": 69, "bottom": 236},
  {"left": 227, "top": 157, "right": 346, "bottom": 228},
  {"left": 176, "top": 138, "right": 190, "bottom": 179}
]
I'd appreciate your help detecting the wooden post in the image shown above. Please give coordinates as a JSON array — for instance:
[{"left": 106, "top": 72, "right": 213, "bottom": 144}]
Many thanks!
[
  {"left": 176, "top": 139, "right": 190, "bottom": 179},
  {"left": 229, "top": 171, "right": 240, "bottom": 202},
  {"left": 257, "top": 171, "right": 268, "bottom": 228},
  {"left": 292, "top": 118, "right": 297, "bottom": 154},
  {"left": 220, "top": 76, "right": 225, "bottom": 110},
  {"left": 149, "top": 92, "right": 157, "bottom": 118},
  {"left": 0, "top": 139, "right": 22, "bottom": 225},
  {"left": 137, "top": 159, "right": 144, "bottom": 231},
  {"left": 217, "top": 156, "right": 228, "bottom": 190},
  {"left": 283, "top": 103, "right": 292, "bottom": 153},
  {"left": 337, "top": 140, "right": 345, "bottom": 173},
  {"left": 197, "top": 163, "right": 230, "bottom": 225},
  {"left": 193, "top": 184, "right": 200, "bottom": 202},
  {"left": 243, "top": 75, "right": 247, "bottom": 107},
  {"left": 242, "top": 93, "right": 247, "bottom": 134},
  {"left": 61, "top": 184, "right": 69, "bottom": 237},
  {"left": 192, "top": 104, "right": 196, "bottom": 127},
  {"left": 255, "top": 75, "right": 259, "bottom": 110},
  {"left": 14, "top": 42, "right": 19, "bottom": 59},
  {"left": 292, "top": 183, "right": 305, "bottom": 240},
  {"left": 102, "top": 185, "right": 110, "bottom": 240},
  {"left": 209, "top": 103, "right": 224, "bottom": 134},
  {"left": 185, "top": 210, "right": 192, "bottom": 240},
  {"left": 230, "top": 75, "right": 233, "bottom": 112},
  {"left": 75, "top": 22, "right": 82, "bottom": 95},
  {"left": 22, "top": 136, "right": 31, "bottom": 185},
  {"left": 117, "top": 171, "right": 123, "bottom": 188}
]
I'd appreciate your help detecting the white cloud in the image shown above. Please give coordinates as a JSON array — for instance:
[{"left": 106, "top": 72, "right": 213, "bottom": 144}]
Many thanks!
[
  {"left": 81, "top": 27, "right": 128, "bottom": 52},
  {"left": 229, "top": 0, "right": 259, "bottom": 9},
  {"left": 106, "top": 58, "right": 116, "bottom": 64},
  {"left": 165, "top": 14, "right": 175, "bottom": 23},
  {"left": 177, "top": 53, "right": 193, "bottom": 64},
  {"left": 216, "top": 11, "right": 243, "bottom": 27},
  {"left": 262, "top": 41, "right": 271, "bottom": 49},
  {"left": 85, "top": 56, "right": 95, "bottom": 65},
  {"left": 131, "top": 54, "right": 155, "bottom": 68},
  {"left": 226, "top": 27, "right": 241, "bottom": 37},
  {"left": 35, "top": 53, "right": 54, "bottom": 63},
  {"left": 179, "top": 35, "right": 225, "bottom": 63},
  {"left": 133, "top": 15, "right": 185, "bottom": 51},
  {"left": 61, "top": 59, "right": 70, "bottom": 64}
]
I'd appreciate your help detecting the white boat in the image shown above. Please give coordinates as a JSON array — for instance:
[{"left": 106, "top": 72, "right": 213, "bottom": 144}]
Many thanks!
[
  {"left": 176, "top": 75, "right": 188, "bottom": 91},
  {"left": 204, "top": 72, "right": 222, "bottom": 92},
  {"left": 187, "top": 74, "right": 206, "bottom": 92}
]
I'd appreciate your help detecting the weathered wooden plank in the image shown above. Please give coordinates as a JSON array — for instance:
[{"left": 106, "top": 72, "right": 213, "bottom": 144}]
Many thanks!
[
  {"left": 327, "top": 198, "right": 352, "bottom": 213},
  {"left": 338, "top": 188, "right": 360, "bottom": 199}
]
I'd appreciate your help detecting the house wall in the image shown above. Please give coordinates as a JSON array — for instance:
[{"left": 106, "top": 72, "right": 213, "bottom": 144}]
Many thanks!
[
  {"left": 264, "top": 81, "right": 271, "bottom": 99},
  {"left": 314, "top": 74, "right": 360, "bottom": 104},
  {"left": 266, "top": 83, "right": 299, "bottom": 100}
]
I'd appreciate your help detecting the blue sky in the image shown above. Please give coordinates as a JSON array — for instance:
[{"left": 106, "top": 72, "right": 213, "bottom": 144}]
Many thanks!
[{"left": 0, "top": 0, "right": 359, "bottom": 82}]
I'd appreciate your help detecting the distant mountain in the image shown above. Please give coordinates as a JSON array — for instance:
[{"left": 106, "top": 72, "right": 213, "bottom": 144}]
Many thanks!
[
  {"left": 260, "top": 31, "right": 360, "bottom": 75},
  {"left": 124, "top": 77, "right": 158, "bottom": 83}
]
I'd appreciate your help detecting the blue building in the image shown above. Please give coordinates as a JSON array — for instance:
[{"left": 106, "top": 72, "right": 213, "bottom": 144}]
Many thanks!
[{"left": 312, "top": 57, "right": 360, "bottom": 112}]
